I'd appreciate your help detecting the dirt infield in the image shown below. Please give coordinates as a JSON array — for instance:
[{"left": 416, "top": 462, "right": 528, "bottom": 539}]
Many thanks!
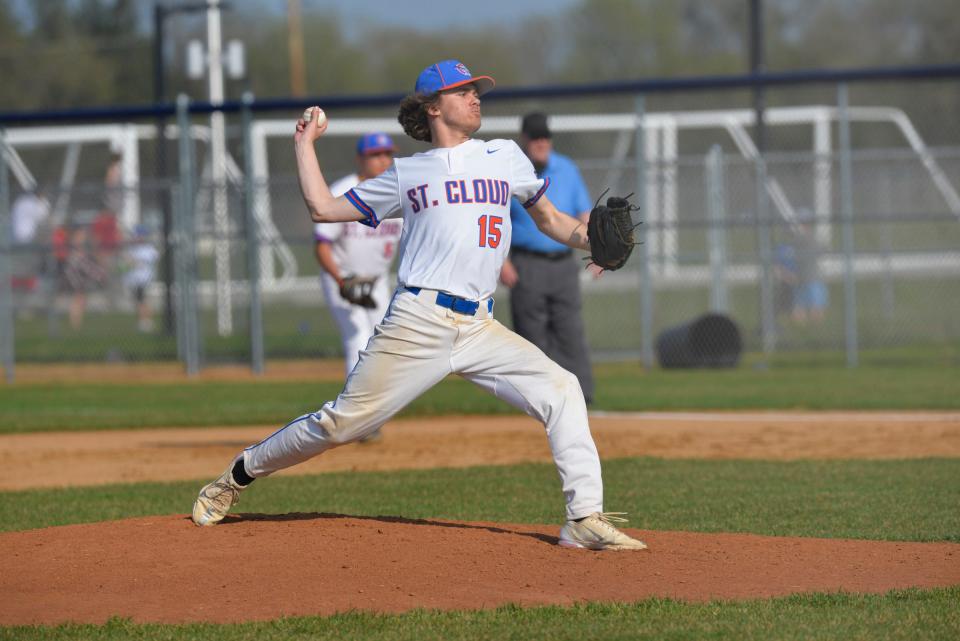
[
  {"left": 3, "top": 514, "right": 959, "bottom": 625},
  {"left": 3, "top": 408, "right": 959, "bottom": 624},
  {"left": 2, "top": 411, "right": 958, "bottom": 490}
]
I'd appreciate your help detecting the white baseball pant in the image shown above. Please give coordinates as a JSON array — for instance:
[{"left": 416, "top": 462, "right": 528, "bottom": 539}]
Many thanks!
[{"left": 244, "top": 287, "right": 604, "bottom": 520}]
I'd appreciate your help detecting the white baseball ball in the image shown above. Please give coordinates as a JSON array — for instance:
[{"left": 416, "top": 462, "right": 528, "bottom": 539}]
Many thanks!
[{"left": 303, "top": 107, "right": 326, "bottom": 126}]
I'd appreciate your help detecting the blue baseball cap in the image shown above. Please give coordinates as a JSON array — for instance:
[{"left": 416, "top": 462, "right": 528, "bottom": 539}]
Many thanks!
[
  {"left": 415, "top": 59, "right": 495, "bottom": 96},
  {"left": 356, "top": 132, "right": 396, "bottom": 156}
]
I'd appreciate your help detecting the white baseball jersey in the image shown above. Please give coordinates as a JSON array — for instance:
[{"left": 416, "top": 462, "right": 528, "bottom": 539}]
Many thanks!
[
  {"left": 343, "top": 139, "right": 548, "bottom": 301},
  {"left": 11, "top": 193, "right": 49, "bottom": 244},
  {"left": 314, "top": 173, "right": 403, "bottom": 278},
  {"left": 124, "top": 242, "right": 160, "bottom": 288}
]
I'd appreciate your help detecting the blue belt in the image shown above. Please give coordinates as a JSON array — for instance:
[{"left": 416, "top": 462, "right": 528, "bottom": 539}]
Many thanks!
[{"left": 406, "top": 287, "right": 493, "bottom": 316}]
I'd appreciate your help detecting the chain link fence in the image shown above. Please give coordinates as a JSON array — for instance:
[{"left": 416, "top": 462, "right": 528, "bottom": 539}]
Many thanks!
[{"left": 2, "top": 69, "right": 959, "bottom": 378}]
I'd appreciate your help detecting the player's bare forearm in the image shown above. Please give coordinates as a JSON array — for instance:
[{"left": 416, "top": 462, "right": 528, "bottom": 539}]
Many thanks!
[
  {"left": 292, "top": 108, "right": 360, "bottom": 223},
  {"left": 294, "top": 140, "right": 350, "bottom": 223},
  {"left": 527, "top": 196, "right": 590, "bottom": 251}
]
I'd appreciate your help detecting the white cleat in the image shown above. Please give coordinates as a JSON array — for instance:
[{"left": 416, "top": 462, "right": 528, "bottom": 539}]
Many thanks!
[
  {"left": 191, "top": 462, "right": 245, "bottom": 527},
  {"left": 558, "top": 512, "right": 649, "bottom": 551}
]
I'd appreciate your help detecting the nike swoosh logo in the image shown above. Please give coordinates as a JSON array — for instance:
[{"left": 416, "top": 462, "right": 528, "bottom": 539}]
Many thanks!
[{"left": 486, "top": 148, "right": 500, "bottom": 154}]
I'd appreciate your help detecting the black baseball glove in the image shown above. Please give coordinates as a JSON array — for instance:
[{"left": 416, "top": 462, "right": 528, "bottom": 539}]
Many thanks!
[
  {"left": 339, "top": 275, "right": 377, "bottom": 309},
  {"left": 586, "top": 193, "right": 640, "bottom": 271}
]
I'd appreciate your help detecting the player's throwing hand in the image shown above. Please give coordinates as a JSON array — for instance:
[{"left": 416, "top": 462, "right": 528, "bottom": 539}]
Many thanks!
[{"left": 295, "top": 106, "right": 328, "bottom": 144}]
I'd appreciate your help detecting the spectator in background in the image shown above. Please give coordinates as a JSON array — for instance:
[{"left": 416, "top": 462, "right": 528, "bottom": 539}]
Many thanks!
[
  {"left": 773, "top": 240, "right": 798, "bottom": 328},
  {"left": 50, "top": 223, "right": 70, "bottom": 294},
  {"left": 9, "top": 187, "right": 50, "bottom": 296},
  {"left": 499, "top": 112, "right": 595, "bottom": 403},
  {"left": 63, "top": 226, "right": 107, "bottom": 329},
  {"left": 90, "top": 209, "right": 121, "bottom": 309},
  {"left": 791, "top": 209, "right": 828, "bottom": 325},
  {"left": 103, "top": 151, "right": 123, "bottom": 217},
  {"left": 123, "top": 224, "right": 160, "bottom": 333},
  {"left": 11, "top": 186, "right": 49, "bottom": 246},
  {"left": 92, "top": 156, "right": 123, "bottom": 307}
]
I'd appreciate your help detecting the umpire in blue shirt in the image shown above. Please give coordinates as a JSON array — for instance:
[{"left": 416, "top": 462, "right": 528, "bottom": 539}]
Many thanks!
[{"left": 500, "top": 112, "right": 595, "bottom": 403}]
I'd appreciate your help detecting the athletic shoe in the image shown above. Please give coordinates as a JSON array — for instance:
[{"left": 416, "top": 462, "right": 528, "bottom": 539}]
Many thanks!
[
  {"left": 191, "top": 460, "right": 245, "bottom": 527},
  {"left": 558, "top": 512, "right": 648, "bottom": 550}
]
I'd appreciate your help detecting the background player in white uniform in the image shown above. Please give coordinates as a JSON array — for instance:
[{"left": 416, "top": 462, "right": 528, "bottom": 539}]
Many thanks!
[
  {"left": 123, "top": 224, "right": 160, "bottom": 333},
  {"left": 192, "top": 59, "right": 647, "bottom": 551},
  {"left": 315, "top": 132, "right": 403, "bottom": 377}
]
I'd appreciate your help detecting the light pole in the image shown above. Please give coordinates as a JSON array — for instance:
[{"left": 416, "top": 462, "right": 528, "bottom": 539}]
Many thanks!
[
  {"left": 206, "top": 0, "right": 233, "bottom": 337},
  {"left": 156, "top": 0, "right": 240, "bottom": 338},
  {"left": 154, "top": 0, "right": 220, "bottom": 336}
]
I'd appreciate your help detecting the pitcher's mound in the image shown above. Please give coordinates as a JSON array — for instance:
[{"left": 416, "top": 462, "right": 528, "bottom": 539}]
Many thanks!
[{"left": 3, "top": 513, "right": 959, "bottom": 625}]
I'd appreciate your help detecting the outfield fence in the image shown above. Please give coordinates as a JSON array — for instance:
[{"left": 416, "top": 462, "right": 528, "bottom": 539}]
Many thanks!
[{"left": 2, "top": 64, "right": 959, "bottom": 379}]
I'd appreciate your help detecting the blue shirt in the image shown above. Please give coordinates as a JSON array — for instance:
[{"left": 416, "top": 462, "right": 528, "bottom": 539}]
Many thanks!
[{"left": 510, "top": 150, "right": 591, "bottom": 253}]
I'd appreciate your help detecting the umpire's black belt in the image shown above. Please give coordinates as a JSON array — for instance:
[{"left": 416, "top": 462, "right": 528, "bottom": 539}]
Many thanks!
[
  {"left": 511, "top": 246, "right": 573, "bottom": 261},
  {"left": 406, "top": 287, "right": 494, "bottom": 316}
]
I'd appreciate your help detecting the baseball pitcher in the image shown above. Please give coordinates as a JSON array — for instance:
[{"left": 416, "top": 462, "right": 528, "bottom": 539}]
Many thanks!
[{"left": 192, "top": 59, "right": 645, "bottom": 551}]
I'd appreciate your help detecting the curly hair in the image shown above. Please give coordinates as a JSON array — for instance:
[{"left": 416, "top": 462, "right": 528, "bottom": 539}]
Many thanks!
[{"left": 397, "top": 93, "right": 438, "bottom": 143}]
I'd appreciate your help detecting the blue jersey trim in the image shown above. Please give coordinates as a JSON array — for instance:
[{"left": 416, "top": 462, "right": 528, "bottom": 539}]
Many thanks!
[
  {"left": 522, "top": 177, "right": 550, "bottom": 209},
  {"left": 344, "top": 189, "right": 380, "bottom": 228}
]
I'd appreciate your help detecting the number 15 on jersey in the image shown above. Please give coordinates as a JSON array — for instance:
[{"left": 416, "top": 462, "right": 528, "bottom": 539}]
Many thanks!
[{"left": 478, "top": 215, "right": 503, "bottom": 248}]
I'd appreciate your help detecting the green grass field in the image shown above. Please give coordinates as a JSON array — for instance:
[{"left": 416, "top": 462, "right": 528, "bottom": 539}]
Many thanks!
[
  {"left": 2, "top": 458, "right": 959, "bottom": 540},
  {"left": 4, "top": 589, "right": 959, "bottom": 641},
  {"left": 1, "top": 360, "right": 957, "bottom": 639}
]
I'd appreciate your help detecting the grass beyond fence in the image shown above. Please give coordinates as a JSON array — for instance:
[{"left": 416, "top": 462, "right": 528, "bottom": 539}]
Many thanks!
[{"left": 9, "top": 274, "right": 960, "bottom": 364}]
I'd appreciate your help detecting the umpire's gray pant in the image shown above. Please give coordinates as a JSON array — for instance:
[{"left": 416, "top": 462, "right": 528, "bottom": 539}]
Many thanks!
[{"left": 508, "top": 250, "right": 595, "bottom": 403}]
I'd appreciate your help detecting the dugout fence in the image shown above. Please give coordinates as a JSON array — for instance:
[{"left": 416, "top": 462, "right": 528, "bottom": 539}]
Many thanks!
[{"left": 1, "top": 64, "right": 959, "bottom": 379}]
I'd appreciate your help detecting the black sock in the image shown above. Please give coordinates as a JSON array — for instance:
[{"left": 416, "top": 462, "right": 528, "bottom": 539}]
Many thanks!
[{"left": 231, "top": 458, "right": 255, "bottom": 486}]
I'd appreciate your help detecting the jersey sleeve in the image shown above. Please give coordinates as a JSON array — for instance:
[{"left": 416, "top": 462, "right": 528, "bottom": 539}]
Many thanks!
[
  {"left": 507, "top": 140, "right": 550, "bottom": 209},
  {"left": 343, "top": 165, "right": 401, "bottom": 228},
  {"left": 327, "top": 173, "right": 358, "bottom": 198}
]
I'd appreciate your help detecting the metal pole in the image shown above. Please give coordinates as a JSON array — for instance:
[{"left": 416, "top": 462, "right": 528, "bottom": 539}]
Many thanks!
[
  {"left": 750, "top": 0, "right": 775, "bottom": 358},
  {"left": 241, "top": 92, "right": 264, "bottom": 375},
  {"left": 706, "top": 145, "right": 729, "bottom": 313},
  {"left": 177, "top": 94, "right": 200, "bottom": 376},
  {"left": 207, "top": 0, "right": 233, "bottom": 337},
  {"left": 837, "top": 83, "right": 859, "bottom": 368},
  {"left": 755, "top": 156, "right": 776, "bottom": 357},
  {"left": 0, "top": 129, "right": 14, "bottom": 383},
  {"left": 153, "top": 3, "right": 175, "bottom": 335},
  {"left": 749, "top": 0, "right": 767, "bottom": 155},
  {"left": 171, "top": 183, "right": 186, "bottom": 363},
  {"left": 635, "top": 95, "right": 654, "bottom": 370}
]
